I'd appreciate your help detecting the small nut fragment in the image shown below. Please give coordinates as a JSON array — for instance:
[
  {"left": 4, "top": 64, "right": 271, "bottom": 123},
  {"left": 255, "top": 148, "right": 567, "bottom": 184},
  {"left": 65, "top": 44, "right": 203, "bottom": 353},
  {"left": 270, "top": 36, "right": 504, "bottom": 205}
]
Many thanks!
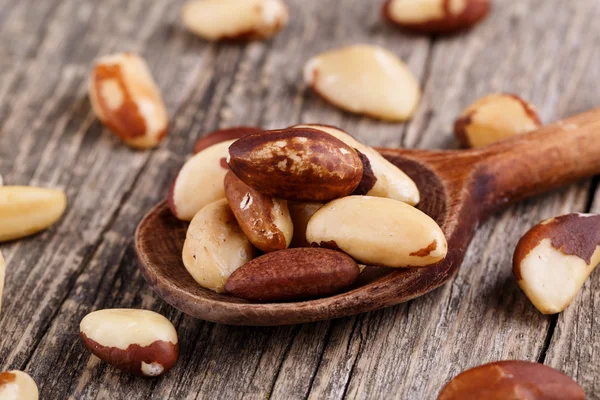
[
  {"left": 437, "top": 360, "right": 584, "bottom": 400},
  {"left": 225, "top": 248, "right": 360, "bottom": 302},
  {"left": 383, "top": 0, "right": 490, "bottom": 35},
  {"left": 454, "top": 93, "right": 542, "bottom": 148},
  {"left": 0, "top": 251, "right": 5, "bottom": 313},
  {"left": 89, "top": 53, "right": 168, "bottom": 149},
  {"left": 0, "top": 370, "right": 39, "bottom": 400},
  {"left": 168, "top": 140, "right": 234, "bottom": 221},
  {"left": 303, "top": 45, "right": 420, "bottom": 121},
  {"left": 224, "top": 171, "right": 292, "bottom": 253},
  {"left": 288, "top": 201, "right": 323, "bottom": 248},
  {"left": 0, "top": 186, "right": 67, "bottom": 242},
  {"left": 294, "top": 124, "right": 420, "bottom": 205},
  {"left": 182, "top": 199, "right": 256, "bottom": 292},
  {"left": 307, "top": 196, "right": 447, "bottom": 268},
  {"left": 228, "top": 127, "right": 363, "bottom": 201},
  {"left": 513, "top": 213, "right": 600, "bottom": 314},
  {"left": 80, "top": 309, "right": 179, "bottom": 377},
  {"left": 193, "top": 126, "right": 263, "bottom": 154},
  {"left": 182, "top": 0, "right": 288, "bottom": 41}
]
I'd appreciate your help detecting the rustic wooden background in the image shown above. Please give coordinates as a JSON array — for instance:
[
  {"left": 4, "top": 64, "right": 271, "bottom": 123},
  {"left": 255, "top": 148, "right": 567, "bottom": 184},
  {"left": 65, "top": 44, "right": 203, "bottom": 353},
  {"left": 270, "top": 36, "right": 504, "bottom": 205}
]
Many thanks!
[{"left": 1, "top": 0, "right": 599, "bottom": 398}]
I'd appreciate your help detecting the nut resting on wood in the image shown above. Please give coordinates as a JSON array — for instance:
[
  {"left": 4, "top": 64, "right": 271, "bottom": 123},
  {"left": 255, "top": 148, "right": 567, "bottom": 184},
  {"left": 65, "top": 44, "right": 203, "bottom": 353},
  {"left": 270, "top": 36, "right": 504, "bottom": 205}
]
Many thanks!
[
  {"left": 513, "top": 213, "right": 600, "bottom": 314},
  {"left": 0, "top": 370, "right": 39, "bottom": 400},
  {"left": 307, "top": 196, "right": 447, "bottom": 268},
  {"left": 437, "top": 360, "right": 584, "bottom": 399},
  {"left": 182, "top": 0, "right": 288, "bottom": 41},
  {"left": 454, "top": 93, "right": 542, "bottom": 148},
  {"left": 0, "top": 186, "right": 67, "bottom": 242},
  {"left": 80, "top": 309, "right": 179, "bottom": 377},
  {"left": 303, "top": 45, "right": 421, "bottom": 121},
  {"left": 383, "top": 0, "right": 490, "bottom": 35},
  {"left": 225, "top": 248, "right": 360, "bottom": 302},
  {"left": 182, "top": 198, "right": 256, "bottom": 293},
  {"left": 89, "top": 53, "right": 168, "bottom": 149}
]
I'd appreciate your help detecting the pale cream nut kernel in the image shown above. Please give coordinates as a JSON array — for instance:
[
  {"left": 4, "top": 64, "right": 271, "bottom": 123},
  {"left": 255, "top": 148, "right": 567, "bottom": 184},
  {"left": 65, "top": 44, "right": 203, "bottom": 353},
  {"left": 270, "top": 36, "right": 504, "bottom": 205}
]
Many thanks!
[
  {"left": 303, "top": 45, "right": 421, "bottom": 122},
  {"left": 182, "top": 199, "right": 256, "bottom": 292},
  {"left": 514, "top": 213, "right": 600, "bottom": 314},
  {"left": 169, "top": 140, "right": 235, "bottom": 221},
  {"left": 294, "top": 124, "right": 420, "bottom": 205},
  {"left": 306, "top": 196, "right": 447, "bottom": 267},
  {"left": 0, "top": 370, "right": 39, "bottom": 400},
  {"left": 182, "top": 0, "right": 289, "bottom": 41},
  {"left": 80, "top": 309, "right": 179, "bottom": 377},
  {"left": 454, "top": 93, "right": 542, "bottom": 148},
  {"left": 0, "top": 186, "right": 67, "bottom": 242},
  {"left": 89, "top": 53, "right": 168, "bottom": 149}
]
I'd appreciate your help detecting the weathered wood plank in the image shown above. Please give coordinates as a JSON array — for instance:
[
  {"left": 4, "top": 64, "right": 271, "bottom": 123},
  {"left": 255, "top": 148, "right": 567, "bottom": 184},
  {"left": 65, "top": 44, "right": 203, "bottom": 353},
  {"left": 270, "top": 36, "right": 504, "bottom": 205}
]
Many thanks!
[{"left": 0, "top": 0, "right": 599, "bottom": 399}]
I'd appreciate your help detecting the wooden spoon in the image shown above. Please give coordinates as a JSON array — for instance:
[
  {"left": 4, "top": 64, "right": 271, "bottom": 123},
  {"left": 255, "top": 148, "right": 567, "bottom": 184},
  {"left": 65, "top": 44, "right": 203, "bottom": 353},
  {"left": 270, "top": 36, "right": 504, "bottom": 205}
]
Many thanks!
[{"left": 136, "top": 108, "right": 600, "bottom": 326}]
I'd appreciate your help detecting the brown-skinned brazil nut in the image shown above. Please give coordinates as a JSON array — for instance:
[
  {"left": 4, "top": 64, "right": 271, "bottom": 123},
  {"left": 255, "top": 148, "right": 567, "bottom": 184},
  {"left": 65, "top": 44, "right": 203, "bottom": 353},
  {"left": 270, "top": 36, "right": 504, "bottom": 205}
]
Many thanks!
[
  {"left": 437, "top": 360, "right": 584, "bottom": 400},
  {"left": 0, "top": 370, "right": 39, "bottom": 399},
  {"left": 227, "top": 127, "right": 363, "bottom": 201},
  {"left": 224, "top": 171, "right": 293, "bottom": 253},
  {"left": 513, "top": 213, "right": 600, "bottom": 314},
  {"left": 224, "top": 248, "right": 360, "bottom": 302},
  {"left": 80, "top": 309, "right": 179, "bottom": 377}
]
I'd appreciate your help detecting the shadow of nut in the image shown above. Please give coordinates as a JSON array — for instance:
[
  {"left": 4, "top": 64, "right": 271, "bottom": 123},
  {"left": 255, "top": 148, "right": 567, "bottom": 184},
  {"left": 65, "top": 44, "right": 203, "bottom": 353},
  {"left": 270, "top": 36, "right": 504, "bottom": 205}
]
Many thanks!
[
  {"left": 437, "top": 360, "right": 584, "bottom": 399},
  {"left": 513, "top": 213, "right": 600, "bottom": 314},
  {"left": 80, "top": 309, "right": 179, "bottom": 377}
]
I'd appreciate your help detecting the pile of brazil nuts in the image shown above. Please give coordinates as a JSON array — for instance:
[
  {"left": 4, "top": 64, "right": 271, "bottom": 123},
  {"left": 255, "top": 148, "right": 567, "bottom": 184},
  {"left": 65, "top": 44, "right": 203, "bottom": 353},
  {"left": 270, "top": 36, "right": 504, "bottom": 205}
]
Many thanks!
[{"left": 171, "top": 124, "right": 448, "bottom": 301}]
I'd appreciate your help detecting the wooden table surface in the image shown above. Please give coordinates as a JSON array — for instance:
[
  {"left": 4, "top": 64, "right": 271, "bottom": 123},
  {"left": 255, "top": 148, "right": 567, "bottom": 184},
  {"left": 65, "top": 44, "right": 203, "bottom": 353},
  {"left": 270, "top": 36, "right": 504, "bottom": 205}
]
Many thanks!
[{"left": 1, "top": 0, "right": 600, "bottom": 398}]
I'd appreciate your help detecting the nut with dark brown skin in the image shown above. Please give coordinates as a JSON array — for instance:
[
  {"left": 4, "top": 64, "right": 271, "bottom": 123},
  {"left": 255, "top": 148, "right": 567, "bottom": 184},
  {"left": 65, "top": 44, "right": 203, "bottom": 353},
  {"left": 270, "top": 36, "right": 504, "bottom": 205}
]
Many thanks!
[
  {"left": 0, "top": 370, "right": 39, "bottom": 399},
  {"left": 454, "top": 93, "right": 542, "bottom": 148},
  {"left": 224, "top": 248, "right": 360, "bottom": 302},
  {"left": 193, "top": 126, "right": 263, "bottom": 154},
  {"left": 513, "top": 213, "right": 600, "bottom": 314},
  {"left": 383, "top": 0, "right": 490, "bottom": 35},
  {"left": 227, "top": 127, "right": 363, "bottom": 202},
  {"left": 294, "top": 124, "right": 420, "bottom": 205},
  {"left": 89, "top": 53, "right": 168, "bottom": 149},
  {"left": 288, "top": 201, "right": 323, "bottom": 248},
  {"left": 224, "top": 171, "right": 293, "bottom": 253},
  {"left": 182, "top": 0, "right": 288, "bottom": 41},
  {"left": 80, "top": 309, "right": 179, "bottom": 377},
  {"left": 437, "top": 360, "right": 585, "bottom": 400}
]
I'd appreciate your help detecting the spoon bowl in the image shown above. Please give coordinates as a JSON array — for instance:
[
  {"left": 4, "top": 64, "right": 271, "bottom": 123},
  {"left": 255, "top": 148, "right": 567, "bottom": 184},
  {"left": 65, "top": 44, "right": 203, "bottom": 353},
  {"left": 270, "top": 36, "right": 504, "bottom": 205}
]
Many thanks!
[{"left": 136, "top": 108, "right": 600, "bottom": 325}]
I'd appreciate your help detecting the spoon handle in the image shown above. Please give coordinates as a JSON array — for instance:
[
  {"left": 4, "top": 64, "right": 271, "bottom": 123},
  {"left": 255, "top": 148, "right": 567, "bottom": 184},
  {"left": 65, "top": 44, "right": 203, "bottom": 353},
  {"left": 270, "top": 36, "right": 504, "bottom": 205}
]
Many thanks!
[{"left": 476, "top": 107, "right": 600, "bottom": 211}]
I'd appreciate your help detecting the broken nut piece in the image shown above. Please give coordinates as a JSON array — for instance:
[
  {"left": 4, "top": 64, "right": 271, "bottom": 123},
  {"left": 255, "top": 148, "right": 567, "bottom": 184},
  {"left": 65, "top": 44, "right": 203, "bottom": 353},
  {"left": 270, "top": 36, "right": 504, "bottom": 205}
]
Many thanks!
[
  {"left": 182, "top": 0, "right": 288, "bottom": 41},
  {"left": 80, "top": 309, "right": 179, "bottom": 377},
  {"left": 454, "top": 93, "right": 542, "bottom": 148},
  {"left": 513, "top": 213, "right": 600, "bottom": 314},
  {"left": 0, "top": 370, "right": 39, "bottom": 400},
  {"left": 89, "top": 53, "right": 168, "bottom": 149},
  {"left": 383, "top": 0, "right": 490, "bottom": 35},
  {"left": 437, "top": 360, "right": 584, "bottom": 400},
  {"left": 303, "top": 45, "right": 421, "bottom": 121},
  {"left": 0, "top": 186, "right": 67, "bottom": 242}
]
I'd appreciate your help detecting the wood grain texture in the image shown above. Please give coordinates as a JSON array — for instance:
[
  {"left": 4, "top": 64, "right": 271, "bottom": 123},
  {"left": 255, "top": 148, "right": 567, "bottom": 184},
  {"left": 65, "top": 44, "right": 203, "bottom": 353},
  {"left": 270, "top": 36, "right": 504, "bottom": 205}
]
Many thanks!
[{"left": 0, "top": 0, "right": 599, "bottom": 399}]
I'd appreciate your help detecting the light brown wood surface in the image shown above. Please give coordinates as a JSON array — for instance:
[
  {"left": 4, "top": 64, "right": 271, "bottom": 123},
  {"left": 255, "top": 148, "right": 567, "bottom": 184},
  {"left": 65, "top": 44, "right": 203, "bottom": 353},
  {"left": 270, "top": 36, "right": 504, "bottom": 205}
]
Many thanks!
[{"left": 0, "top": 0, "right": 599, "bottom": 398}]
